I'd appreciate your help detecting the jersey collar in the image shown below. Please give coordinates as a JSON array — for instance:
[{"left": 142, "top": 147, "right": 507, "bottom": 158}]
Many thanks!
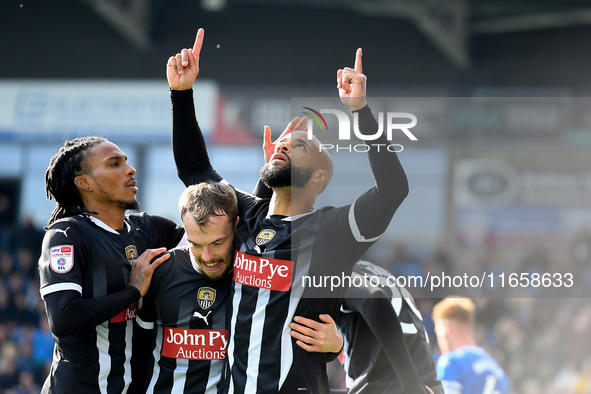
[
  {"left": 189, "top": 249, "right": 205, "bottom": 274},
  {"left": 266, "top": 211, "right": 315, "bottom": 221},
  {"left": 87, "top": 215, "right": 131, "bottom": 234}
]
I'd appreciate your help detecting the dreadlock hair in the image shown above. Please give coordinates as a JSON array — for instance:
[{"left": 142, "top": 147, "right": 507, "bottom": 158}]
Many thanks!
[{"left": 45, "top": 136, "right": 107, "bottom": 228}]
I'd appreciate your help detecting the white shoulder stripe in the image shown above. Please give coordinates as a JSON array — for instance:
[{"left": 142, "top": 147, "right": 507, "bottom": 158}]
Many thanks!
[
  {"left": 348, "top": 200, "right": 383, "bottom": 243},
  {"left": 136, "top": 316, "right": 154, "bottom": 330},
  {"left": 88, "top": 215, "right": 131, "bottom": 234},
  {"left": 39, "top": 282, "right": 82, "bottom": 299}
]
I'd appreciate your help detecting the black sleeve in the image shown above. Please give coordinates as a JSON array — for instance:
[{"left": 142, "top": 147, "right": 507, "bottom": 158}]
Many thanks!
[
  {"left": 130, "top": 318, "right": 155, "bottom": 394},
  {"left": 171, "top": 89, "right": 223, "bottom": 186},
  {"left": 43, "top": 287, "right": 141, "bottom": 338},
  {"left": 345, "top": 297, "right": 428, "bottom": 394},
  {"left": 326, "top": 338, "right": 344, "bottom": 363},
  {"left": 148, "top": 215, "right": 185, "bottom": 249},
  {"left": 352, "top": 105, "right": 409, "bottom": 239},
  {"left": 252, "top": 178, "right": 273, "bottom": 199},
  {"left": 136, "top": 274, "right": 159, "bottom": 325}
]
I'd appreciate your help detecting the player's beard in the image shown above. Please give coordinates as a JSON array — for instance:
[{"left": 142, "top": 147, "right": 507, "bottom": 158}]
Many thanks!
[
  {"left": 259, "top": 161, "right": 313, "bottom": 188},
  {"left": 97, "top": 186, "right": 140, "bottom": 211},
  {"left": 119, "top": 199, "right": 140, "bottom": 211},
  {"left": 197, "top": 257, "right": 230, "bottom": 281}
]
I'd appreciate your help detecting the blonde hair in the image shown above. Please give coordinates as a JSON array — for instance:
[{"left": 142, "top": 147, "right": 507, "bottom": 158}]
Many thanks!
[{"left": 432, "top": 297, "right": 475, "bottom": 326}]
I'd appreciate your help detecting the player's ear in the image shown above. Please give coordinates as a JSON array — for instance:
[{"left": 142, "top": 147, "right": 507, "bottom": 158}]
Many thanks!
[
  {"left": 312, "top": 169, "right": 328, "bottom": 186},
  {"left": 234, "top": 216, "right": 240, "bottom": 229},
  {"left": 74, "top": 175, "right": 92, "bottom": 192},
  {"left": 442, "top": 319, "right": 453, "bottom": 334}
]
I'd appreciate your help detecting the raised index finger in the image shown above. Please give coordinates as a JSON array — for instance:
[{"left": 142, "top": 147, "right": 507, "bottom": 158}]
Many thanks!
[
  {"left": 354, "top": 48, "right": 362, "bottom": 73},
  {"left": 192, "top": 28, "right": 205, "bottom": 61}
]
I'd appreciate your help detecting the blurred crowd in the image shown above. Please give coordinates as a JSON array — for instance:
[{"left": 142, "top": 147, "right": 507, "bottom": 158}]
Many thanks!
[
  {"left": 367, "top": 238, "right": 591, "bottom": 394},
  {"left": 1, "top": 211, "right": 591, "bottom": 394},
  {"left": 0, "top": 213, "right": 51, "bottom": 394}
]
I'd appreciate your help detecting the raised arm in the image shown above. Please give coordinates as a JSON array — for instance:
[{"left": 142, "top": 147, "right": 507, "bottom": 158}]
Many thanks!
[
  {"left": 169, "top": 28, "right": 223, "bottom": 186},
  {"left": 337, "top": 49, "right": 409, "bottom": 240}
]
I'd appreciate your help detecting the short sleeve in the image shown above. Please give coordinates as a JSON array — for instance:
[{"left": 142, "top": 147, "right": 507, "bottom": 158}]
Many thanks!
[
  {"left": 437, "top": 354, "right": 463, "bottom": 393},
  {"left": 38, "top": 221, "right": 87, "bottom": 299}
]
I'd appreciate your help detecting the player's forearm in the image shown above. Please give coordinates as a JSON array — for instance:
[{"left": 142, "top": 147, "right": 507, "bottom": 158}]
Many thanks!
[
  {"left": 44, "top": 287, "right": 141, "bottom": 337},
  {"left": 171, "top": 89, "right": 222, "bottom": 186},
  {"left": 252, "top": 178, "right": 272, "bottom": 199},
  {"left": 360, "top": 297, "right": 427, "bottom": 394},
  {"left": 352, "top": 106, "right": 409, "bottom": 238},
  {"left": 357, "top": 105, "right": 409, "bottom": 202}
]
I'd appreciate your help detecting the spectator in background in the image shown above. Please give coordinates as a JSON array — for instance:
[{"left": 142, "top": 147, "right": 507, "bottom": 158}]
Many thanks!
[
  {"left": 0, "top": 252, "right": 15, "bottom": 283},
  {"left": 0, "top": 193, "right": 15, "bottom": 252},
  {"left": 15, "top": 215, "right": 44, "bottom": 257},
  {"left": 31, "top": 315, "right": 53, "bottom": 380}
]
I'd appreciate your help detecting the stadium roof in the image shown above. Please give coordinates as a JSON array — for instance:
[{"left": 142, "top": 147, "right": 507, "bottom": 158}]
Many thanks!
[{"left": 77, "top": 0, "right": 591, "bottom": 68}]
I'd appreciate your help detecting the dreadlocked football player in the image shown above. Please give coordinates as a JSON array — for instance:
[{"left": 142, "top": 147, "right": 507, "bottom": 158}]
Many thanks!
[
  {"left": 38, "top": 136, "right": 186, "bottom": 393},
  {"left": 168, "top": 29, "right": 409, "bottom": 393}
]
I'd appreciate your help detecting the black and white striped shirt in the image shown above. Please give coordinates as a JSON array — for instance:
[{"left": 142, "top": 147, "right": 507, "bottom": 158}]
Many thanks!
[
  {"left": 172, "top": 89, "right": 409, "bottom": 394},
  {"left": 136, "top": 246, "right": 232, "bottom": 394},
  {"left": 221, "top": 197, "right": 387, "bottom": 393},
  {"left": 38, "top": 213, "right": 184, "bottom": 394}
]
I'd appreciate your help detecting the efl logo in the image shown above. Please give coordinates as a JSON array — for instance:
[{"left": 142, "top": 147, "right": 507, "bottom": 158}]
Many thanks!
[
  {"left": 50, "top": 245, "right": 74, "bottom": 273},
  {"left": 303, "top": 107, "right": 418, "bottom": 152},
  {"left": 56, "top": 258, "right": 67, "bottom": 270}
]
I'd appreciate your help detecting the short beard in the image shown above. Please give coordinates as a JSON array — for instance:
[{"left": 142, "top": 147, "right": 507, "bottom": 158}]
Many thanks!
[
  {"left": 198, "top": 259, "right": 229, "bottom": 281},
  {"left": 97, "top": 186, "right": 140, "bottom": 211},
  {"left": 259, "top": 162, "right": 313, "bottom": 188},
  {"left": 118, "top": 200, "right": 140, "bottom": 211}
]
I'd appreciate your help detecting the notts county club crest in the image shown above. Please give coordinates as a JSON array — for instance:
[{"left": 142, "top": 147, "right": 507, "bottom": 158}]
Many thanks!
[
  {"left": 256, "top": 229, "right": 276, "bottom": 246},
  {"left": 198, "top": 287, "right": 216, "bottom": 310},
  {"left": 125, "top": 245, "right": 138, "bottom": 264}
]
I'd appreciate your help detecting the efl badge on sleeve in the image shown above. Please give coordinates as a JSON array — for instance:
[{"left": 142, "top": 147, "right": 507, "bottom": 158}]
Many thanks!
[
  {"left": 197, "top": 287, "right": 216, "bottom": 310},
  {"left": 125, "top": 245, "right": 139, "bottom": 264},
  {"left": 50, "top": 245, "right": 74, "bottom": 273}
]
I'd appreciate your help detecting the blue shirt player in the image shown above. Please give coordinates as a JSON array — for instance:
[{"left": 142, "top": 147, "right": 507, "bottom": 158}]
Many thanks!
[{"left": 432, "top": 298, "right": 509, "bottom": 394}]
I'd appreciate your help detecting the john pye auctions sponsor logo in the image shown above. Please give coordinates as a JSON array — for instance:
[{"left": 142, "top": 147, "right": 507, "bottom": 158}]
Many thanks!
[
  {"left": 233, "top": 251, "right": 293, "bottom": 291},
  {"left": 162, "top": 328, "right": 227, "bottom": 360},
  {"left": 110, "top": 304, "right": 137, "bottom": 323}
]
